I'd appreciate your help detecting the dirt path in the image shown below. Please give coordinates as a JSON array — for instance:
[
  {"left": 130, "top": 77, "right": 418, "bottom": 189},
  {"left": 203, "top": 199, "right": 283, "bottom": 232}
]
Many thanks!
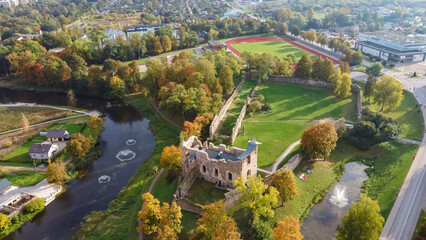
[
  {"left": 149, "top": 98, "right": 183, "bottom": 130},
  {"left": 0, "top": 165, "right": 47, "bottom": 172}
]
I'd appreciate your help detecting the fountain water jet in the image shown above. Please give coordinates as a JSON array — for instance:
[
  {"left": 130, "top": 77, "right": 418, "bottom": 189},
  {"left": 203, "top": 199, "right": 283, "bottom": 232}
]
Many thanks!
[{"left": 329, "top": 184, "right": 348, "bottom": 208}]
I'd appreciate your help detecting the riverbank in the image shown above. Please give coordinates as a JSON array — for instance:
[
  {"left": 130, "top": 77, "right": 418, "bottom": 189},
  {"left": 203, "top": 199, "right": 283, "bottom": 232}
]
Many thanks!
[{"left": 76, "top": 96, "right": 180, "bottom": 239}]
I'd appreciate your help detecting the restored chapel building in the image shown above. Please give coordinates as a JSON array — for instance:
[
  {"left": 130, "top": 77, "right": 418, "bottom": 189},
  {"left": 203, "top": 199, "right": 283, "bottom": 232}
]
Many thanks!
[{"left": 181, "top": 136, "right": 260, "bottom": 188}]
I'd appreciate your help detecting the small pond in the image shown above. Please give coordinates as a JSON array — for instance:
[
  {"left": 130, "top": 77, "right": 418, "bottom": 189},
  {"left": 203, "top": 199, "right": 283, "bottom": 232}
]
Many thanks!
[{"left": 300, "top": 162, "right": 369, "bottom": 240}]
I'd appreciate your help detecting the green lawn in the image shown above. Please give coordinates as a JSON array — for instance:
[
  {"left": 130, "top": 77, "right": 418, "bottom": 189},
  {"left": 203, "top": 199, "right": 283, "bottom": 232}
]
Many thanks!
[
  {"left": 233, "top": 121, "right": 311, "bottom": 167},
  {"left": 231, "top": 41, "right": 317, "bottom": 61},
  {"left": 186, "top": 178, "right": 227, "bottom": 205},
  {"left": 151, "top": 171, "right": 179, "bottom": 203},
  {"left": 248, "top": 83, "right": 357, "bottom": 122},
  {"left": 180, "top": 210, "right": 199, "bottom": 240},
  {"left": 330, "top": 139, "right": 419, "bottom": 219},
  {"left": 76, "top": 97, "right": 180, "bottom": 240},
  {"left": 233, "top": 82, "right": 356, "bottom": 167},
  {"left": 365, "top": 90, "right": 424, "bottom": 141},
  {"left": 2, "top": 170, "right": 46, "bottom": 187}
]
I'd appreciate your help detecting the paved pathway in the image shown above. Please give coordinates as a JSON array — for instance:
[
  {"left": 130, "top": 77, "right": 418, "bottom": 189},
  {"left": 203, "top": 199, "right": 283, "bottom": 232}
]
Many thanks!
[
  {"left": 271, "top": 139, "right": 301, "bottom": 172},
  {"left": 392, "top": 136, "right": 422, "bottom": 146},
  {"left": 380, "top": 72, "right": 426, "bottom": 240}
]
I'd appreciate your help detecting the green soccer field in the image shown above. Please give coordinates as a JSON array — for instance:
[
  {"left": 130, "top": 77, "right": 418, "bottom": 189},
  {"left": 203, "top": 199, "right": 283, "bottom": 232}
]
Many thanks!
[{"left": 231, "top": 41, "right": 317, "bottom": 60}]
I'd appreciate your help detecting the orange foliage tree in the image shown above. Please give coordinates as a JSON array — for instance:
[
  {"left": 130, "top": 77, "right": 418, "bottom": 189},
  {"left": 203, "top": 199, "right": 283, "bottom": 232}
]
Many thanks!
[
  {"left": 300, "top": 122, "right": 338, "bottom": 160},
  {"left": 273, "top": 215, "right": 303, "bottom": 240}
]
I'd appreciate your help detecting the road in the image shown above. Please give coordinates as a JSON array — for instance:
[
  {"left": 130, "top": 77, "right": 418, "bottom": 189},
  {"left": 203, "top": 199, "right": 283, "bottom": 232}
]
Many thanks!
[{"left": 380, "top": 70, "right": 426, "bottom": 240}]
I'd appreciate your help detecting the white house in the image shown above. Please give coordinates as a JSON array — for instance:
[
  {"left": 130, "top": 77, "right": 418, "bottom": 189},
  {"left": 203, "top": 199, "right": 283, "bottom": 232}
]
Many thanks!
[{"left": 29, "top": 143, "right": 58, "bottom": 160}]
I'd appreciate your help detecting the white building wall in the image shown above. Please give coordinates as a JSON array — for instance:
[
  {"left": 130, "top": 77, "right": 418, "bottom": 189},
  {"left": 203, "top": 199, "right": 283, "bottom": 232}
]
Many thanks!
[
  {"left": 413, "top": 54, "right": 424, "bottom": 62},
  {"left": 361, "top": 45, "right": 381, "bottom": 57}
]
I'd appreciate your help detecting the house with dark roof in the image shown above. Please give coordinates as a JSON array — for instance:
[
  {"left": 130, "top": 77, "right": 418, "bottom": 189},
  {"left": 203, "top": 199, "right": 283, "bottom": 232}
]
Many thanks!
[
  {"left": 181, "top": 136, "right": 259, "bottom": 188},
  {"left": 0, "top": 179, "right": 11, "bottom": 194},
  {"left": 29, "top": 143, "right": 58, "bottom": 160},
  {"left": 46, "top": 129, "right": 70, "bottom": 142}
]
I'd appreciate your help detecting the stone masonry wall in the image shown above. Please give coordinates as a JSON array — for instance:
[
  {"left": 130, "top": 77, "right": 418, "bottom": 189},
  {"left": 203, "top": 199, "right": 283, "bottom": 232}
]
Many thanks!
[
  {"left": 263, "top": 154, "right": 302, "bottom": 186},
  {"left": 209, "top": 78, "right": 246, "bottom": 138}
]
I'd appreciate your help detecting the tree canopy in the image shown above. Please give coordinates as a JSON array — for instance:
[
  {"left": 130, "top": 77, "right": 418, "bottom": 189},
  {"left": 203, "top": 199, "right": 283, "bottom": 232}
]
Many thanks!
[
  {"left": 372, "top": 76, "right": 403, "bottom": 111},
  {"left": 300, "top": 122, "right": 338, "bottom": 160}
]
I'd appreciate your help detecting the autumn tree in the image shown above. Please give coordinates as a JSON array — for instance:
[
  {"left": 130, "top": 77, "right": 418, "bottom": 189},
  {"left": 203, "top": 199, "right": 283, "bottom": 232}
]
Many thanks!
[
  {"left": 160, "top": 145, "right": 181, "bottom": 172},
  {"left": 308, "top": 8, "right": 315, "bottom": 20},
  {"left": 317, "top": 34, "right": 328, "bottom": 47},
  {"left": 323, "top": 58, "right": 335, "bottom": 81},
  {"left": 336, "top": 73, "right": 352, "bottom": 99},
  {"left": 20, "top": 113, "right": 29, "bottom": 132},
  {"left": 137, "top": 193, "right": 182, "bottom": 239},
  {"left": 46, "top": 159, "right": 70, "bottom": 184},
  {"left": 234, "top": 176, "right": 279, "bottom": 224},
  {"left": 109, "top": 76, "right": 126, "bottom": 99},
  {"left": 294, "top": 54, "right": 312, "bottom": 79},
  {"left": 273, "top": 215, "right": 303, "bottom": 240},
  {"left": 181, "top": 115, "right": 210, "bottom": 139},
  {"left": 273, "top": 170, "right": 299, "bottom": 206},
  {"left": 161, "top": 35, "right": 172, "bottom": 52},
  {"left": 67, "top": 133, "right": 91, "bottom": 157},
  {"left": 0, "top": 214, "right": 11, "bottom": 230},
  {"left": 89, "top": 114, "right": 104, "bottom": 136},
  {"left": 339, "top": 61, "right": 350, "bottom": 73},
  {"left": 195, "top": 201, "right": 241, "bottom": 240},
  {"left": 336, "top": 195, "right": 384, "bottom": 240},
  {"left": 300, "top": 122, "right": 338, "bottom": 160},
  {"left": 372, "top": 76, "right": 403, "bottom": 111},
  {"left": 137, "top": 193, "right": 162, "bottom": 235}
]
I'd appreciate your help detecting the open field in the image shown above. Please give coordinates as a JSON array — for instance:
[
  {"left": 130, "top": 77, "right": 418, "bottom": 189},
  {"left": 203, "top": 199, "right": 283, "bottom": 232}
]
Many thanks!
[
  {"left": 233, "top": 82, "right": 356, "bottom": 167},
  {"left": 0, "top": 107, "right": 73, "bottom": 132},
  {"left": 0, "top": 170, "right": 46, "bottom": 187},
  {"left": 76, "top": 97, "right": 180, "bottom": 240},
  {"left": 413, "top": 209, "right": 426, "bottom": 239},
  {"left": 364, "top": 90, "right": 424, "bottom": 141},
  {"left": 186, "top": 178, "right": 227, "bottom": 205},
  {"left": 151, "top": 171, "right": 179, "bottom": 203},
  {"left": 231, "top": 40, "right": 317, "bottom": 61}
]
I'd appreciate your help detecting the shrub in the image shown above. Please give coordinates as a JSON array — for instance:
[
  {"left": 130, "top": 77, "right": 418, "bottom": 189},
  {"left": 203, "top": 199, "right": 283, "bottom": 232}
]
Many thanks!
[
  {"left": 262, "top": 103, "right": 272, "bottom": 112},
  {"left": 25, "top": 198, "right": 45, "bottom": 213},
  {"left": 354, "top": 121, "right": 377, "bottom": 138},
  {"left": 337, "top": 125, "right": 347, "bottom": 137},
  {"left": 256, "top": 94, "right": 265, "bottom": 102},
  {"left": 253, "top": 220, "right": 272, "bottom": 240},
  {"left": 248, "top": 100, "right": 262, "bottom": 114},
  {"left": 0, "top": 169, "right": 9, "bottom": 178},
  {"left": 4, "top": 141, "right": 12, "bottom": 148}
]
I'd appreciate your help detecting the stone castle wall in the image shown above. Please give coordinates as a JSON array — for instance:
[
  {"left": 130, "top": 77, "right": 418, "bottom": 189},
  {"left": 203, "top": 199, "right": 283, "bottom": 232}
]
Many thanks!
[{"left": 209, "top": 78, "right": 246, "bottom": 138}]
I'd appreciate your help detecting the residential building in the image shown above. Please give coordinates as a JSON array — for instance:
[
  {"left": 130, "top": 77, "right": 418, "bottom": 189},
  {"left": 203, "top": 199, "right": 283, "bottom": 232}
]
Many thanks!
[
  {"left": 202, "top": 40, "right": 227, "bottom": 52},
  {"left": 355, "top": 31, "right": 426, "bottom": 63},
  {"left": 0, "top": 0, "right": 11, "bottom": 7},
  {"left": 104, "top": 28, "right": 127, "bottom": 40},
  {"left": 29, "top": 143, "right": 58, "bottom": 160},
  {"left": 0, "top": 179, "right": 11, "bottom": 194},
  {"left": 46, "top": 129, "right": 70, "bottom": 142},
  {"left": 180, "top": 136, "right": 259, "bottom": 189}
]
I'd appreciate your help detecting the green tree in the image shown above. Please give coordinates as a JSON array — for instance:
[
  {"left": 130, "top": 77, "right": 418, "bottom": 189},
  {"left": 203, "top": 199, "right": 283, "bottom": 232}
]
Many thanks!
[
  {"left": 312, "top": 57, "right": 324, "bottom": 80},
  {"left": 161, "top": 35, "right": 172, "bottom": 52},
  {"left": 339, "top": 61, "right": 350, "bottom": 73},
  {"left": 234, "top": 176, "right": 279, "bottom": 224},
  {"left": 336, "top": 195, "right": 384, "bottom": 240},
  {"left": 291, "top": 25, "right": 300, "bottom": 36},
  {"left": 272, "top": 170, "right": 299, "bottom": 206},
  {"left": 317, "top": 34, "right": 328, "bottom": 47},
  {"left": 25, "top": 198, "right": 45, "bottom": 213},
  {"left": 219, "top": 65, "right": 234, "bottom": 94},
  {"left": 364, "top": 75, "right": 378, "bottom": 99},
  {"left": 46, "top": 159, "right": 70, "bottom": 184},
  {"left": 372, "top": 76, "right": 403, "bottom": 111},
  {"left": 366, "top": 62, "right": 382, "bottom": 76},
  {"left": 300, "top": 122, "right": 338, "bottom": 160},
  {"left": 323, "top": 59, "right": 335, "bottom": 81},
  {"left": 67, "top": 133, "right": 91, "bottom": 157},
  {"left": 331, "top": 67, "right": 342, "bottom": 93},
  {"left": 294, "top": 54, "right": 312, "bottom": 79}
]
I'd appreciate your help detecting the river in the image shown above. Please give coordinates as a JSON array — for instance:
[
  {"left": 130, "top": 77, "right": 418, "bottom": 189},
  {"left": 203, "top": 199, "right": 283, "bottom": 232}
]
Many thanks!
[
  {"left": 300, "top": 162, "right": 369, "bottom": 240},
  {"left": 0, "top": 87, "right": 156, "bottom": 240}
]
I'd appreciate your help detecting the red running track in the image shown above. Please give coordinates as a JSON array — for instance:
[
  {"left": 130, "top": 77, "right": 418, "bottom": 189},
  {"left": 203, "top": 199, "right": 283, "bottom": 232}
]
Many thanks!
[{"left": 225, "top": 37, "right": 341, "bottom": 64}]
